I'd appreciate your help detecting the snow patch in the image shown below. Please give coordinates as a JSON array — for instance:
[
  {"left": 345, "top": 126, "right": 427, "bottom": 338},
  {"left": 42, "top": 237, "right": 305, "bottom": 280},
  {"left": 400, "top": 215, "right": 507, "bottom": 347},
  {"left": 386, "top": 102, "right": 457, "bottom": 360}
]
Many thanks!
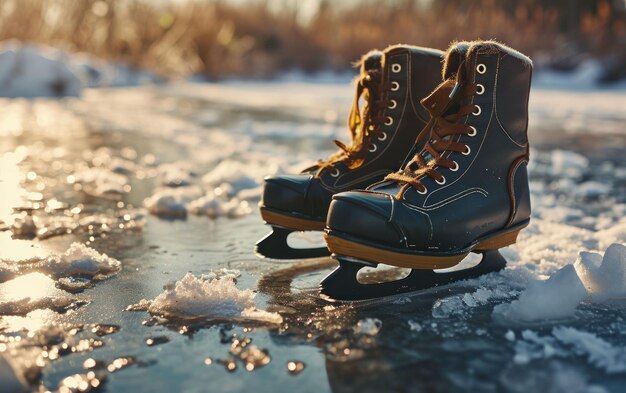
[
  {"left": 0, "top": 243, "right": 121, "bottom": 283},
  {"left": 513, "top": 327, "right": 626, "bottom": 374},
  {"left": 133, "top": 272, "right": 282, "bottom": 325}
]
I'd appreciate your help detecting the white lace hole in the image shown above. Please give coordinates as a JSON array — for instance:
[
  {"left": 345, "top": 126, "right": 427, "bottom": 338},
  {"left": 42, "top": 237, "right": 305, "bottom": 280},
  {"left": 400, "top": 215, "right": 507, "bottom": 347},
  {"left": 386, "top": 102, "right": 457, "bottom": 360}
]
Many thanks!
[
  {"left": 462, "top": 145, "right": 471, "bottom": 156},
  {"left": 385, "top": 116, "right": 393, "bottom": 126},
  {"left": 330, "top": 169, "right": 340, "bottom": 177},
  {"left": 468, "top": 126, "right": 477, "bottom": 136},
  {"left": 417, "top": 186, "right": 428, "bottom": 195},
  {"left": 369, "top": 144, "right": 377, "bottom": 153},
  {"left": 476, "top": 64, "right": 486, "bottom": 74},
  {"left": 436, "top": 176, "right": 446, "bottom": 185},
  {"left": 450, "top": 161, "right": 459, "bottom": 172},
  {"left": 476, "top": 84, "right": 485, "bottom": 95},
  {"left": 391, "top": 64, "right": 401, "bottom": 73},
  {"left": 388, "top": 99, "right": 397, "bottom": 109},
  {"left": 377, "top": 132, "right": 387, "bottom": 141},
  {"left": 473, "top": 105, "right": 481, "bottom": 116},
  {"left": 391, "top": 81, "right": 399, "bottom": 91}
]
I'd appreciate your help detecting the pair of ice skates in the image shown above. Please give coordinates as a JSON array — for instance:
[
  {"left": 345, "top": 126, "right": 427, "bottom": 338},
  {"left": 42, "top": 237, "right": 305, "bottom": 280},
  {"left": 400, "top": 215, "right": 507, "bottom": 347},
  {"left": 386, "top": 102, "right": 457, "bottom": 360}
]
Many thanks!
[{"left": 257, "top": 41, "right": 533, "bottom": 301}]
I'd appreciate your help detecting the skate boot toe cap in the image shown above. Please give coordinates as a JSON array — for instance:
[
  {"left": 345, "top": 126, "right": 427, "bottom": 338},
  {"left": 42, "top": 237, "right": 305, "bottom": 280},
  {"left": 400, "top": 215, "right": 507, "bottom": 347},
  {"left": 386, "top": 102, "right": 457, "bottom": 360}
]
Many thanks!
[
  {"left": 327, "top": 191, "right": 404, "bottom": 245},
  {"left": 262, "top": 174, "right": 311, "bottom": 212}
]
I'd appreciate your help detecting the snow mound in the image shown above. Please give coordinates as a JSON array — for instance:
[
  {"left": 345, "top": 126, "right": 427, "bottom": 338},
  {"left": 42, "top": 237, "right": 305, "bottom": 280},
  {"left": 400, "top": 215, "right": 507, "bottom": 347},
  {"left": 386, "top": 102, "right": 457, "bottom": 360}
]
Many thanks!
[
  {"left": 143, "top": 186, "right": 203, "bottom": 218},
  {"left": 145, "top": 187, "right": 251, "bottom": 219},
  {"left": 202, "top": 161, "right": 260, "bottom": 192},
  {"left": 493, "top": 264, "right": 587, "bottom": 322},
  {"left": 135, "top": 272, "right": 282, "bottom": 324},
  {"left": 46, "top": 243, "right": 122, "bottom": 279},
  {"left": 157, "top": 162, "right": 195, "bottom": 187},
  {"left": 0, "top": 41, "right": 81, "bottom": 98},
  {"left": 0, "top": 242, "right": 121, "bottom": 282},
  {"left": 494, "top": 243, "right": 626, "bottom": 323}
]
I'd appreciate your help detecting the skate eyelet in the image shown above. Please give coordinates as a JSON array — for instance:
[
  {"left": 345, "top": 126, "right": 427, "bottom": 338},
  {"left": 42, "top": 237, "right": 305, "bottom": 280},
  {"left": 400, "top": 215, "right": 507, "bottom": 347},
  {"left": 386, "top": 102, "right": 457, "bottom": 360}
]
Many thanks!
[
  {"left": 472, "top": 105, "right": 481, "bottom": 116},
  {"left": 476, "top": 64, "right": 486, "bottom": 74},
  {"left": 385, "top": 116, "right": 393, "bottom": 126},
  {"left": 417, "top": 186, "right": 428, "bottom": 195},
  {"left": 476, "top": 84, "right": 485, "bottom": 95},
  {"left": 462, "top": 145, "right": 471, "bottom": 155},
  {"left": 369, "top": 144, "right": 377, "bottom": 153},
  {"left": 468, "top": 126, "right": 477, "bottom": 136},
  {"left": 436, "top": 176, "right": 446, "bottom": 185},
  {"left": 330, "top": 169, "right": 340, "bottom": 177},
  {"left": 391, "top": 64, "right": 401, "bottom": 73},
  {"left": 450, "top": 161, "right": 459, "bottom": 171},
  {"left": 388, "top": 99, "right": 397, "bottom": 109},
  {"left": 391, "top": 81, "right": 399, "bottom": 91},
  {"left": 377, "top": 132, "right": 387, "bottom": 141}
]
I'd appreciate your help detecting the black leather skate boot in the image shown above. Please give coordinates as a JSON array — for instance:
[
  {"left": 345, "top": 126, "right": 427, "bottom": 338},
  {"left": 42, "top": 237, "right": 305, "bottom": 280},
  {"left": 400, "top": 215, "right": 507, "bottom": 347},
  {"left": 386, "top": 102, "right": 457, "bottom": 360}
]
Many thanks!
[
  {"left": 257, "top": 45, "right": 444, "bottom": 259},
  {"left": 322, "top": 41, "right": 533, "bottom": 300}
]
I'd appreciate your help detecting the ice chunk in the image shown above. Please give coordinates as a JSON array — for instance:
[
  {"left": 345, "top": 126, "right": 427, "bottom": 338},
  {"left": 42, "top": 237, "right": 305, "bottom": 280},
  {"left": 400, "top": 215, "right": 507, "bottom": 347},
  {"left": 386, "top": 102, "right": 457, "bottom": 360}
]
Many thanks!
[
  {"left": 353, "top": 318, "right": 382, "bottom": 336},
  {"left": 142, "top": 272, "right": 282, "bottom": 324},
  {"left": 493, "top": 264, "right": 587, "bottom": 322},
  {"left": 408, "top": 320, "right": 422, "bottom": 332},
  {"left": 574, "top": 243, "right": 626, "bottom": 298}
]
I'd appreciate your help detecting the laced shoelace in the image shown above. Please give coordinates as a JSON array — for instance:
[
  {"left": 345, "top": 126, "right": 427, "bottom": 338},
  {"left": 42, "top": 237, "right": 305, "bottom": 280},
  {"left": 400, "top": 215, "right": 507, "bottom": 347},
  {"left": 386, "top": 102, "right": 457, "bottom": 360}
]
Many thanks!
[
  {"left": 307, "top": 70, "right": 390, "bottom": 177},
  {"left": 385, "top": 73, "right": 477, "bottom": 194}
]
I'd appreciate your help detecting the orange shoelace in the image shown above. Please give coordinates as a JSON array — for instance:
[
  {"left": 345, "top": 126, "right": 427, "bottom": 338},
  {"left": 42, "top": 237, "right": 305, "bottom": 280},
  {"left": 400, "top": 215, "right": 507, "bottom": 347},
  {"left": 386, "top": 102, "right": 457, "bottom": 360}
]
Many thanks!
[
  {"left": 307, "top": 70, "right": 390, "bottom": 177},
  {"left": 385, "top": 73, "right": 477, "bottom": 193}
]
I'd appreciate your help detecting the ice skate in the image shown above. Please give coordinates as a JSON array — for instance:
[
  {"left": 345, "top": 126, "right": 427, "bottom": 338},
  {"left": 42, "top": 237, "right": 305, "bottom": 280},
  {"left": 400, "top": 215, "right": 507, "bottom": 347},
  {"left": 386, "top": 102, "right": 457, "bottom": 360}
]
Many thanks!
[
  {"left": 257, "top": 45, "right": 444, "bottom": 259},
  {"left": 322, "top": 41, "right": 533, "bottom": 300}
]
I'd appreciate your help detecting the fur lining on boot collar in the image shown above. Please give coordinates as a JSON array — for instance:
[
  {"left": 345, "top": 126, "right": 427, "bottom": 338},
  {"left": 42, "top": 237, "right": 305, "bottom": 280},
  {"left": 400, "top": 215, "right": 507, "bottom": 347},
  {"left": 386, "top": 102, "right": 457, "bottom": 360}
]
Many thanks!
[
  {"left": 443, "top": 40, "right": 532, "bottom": 79},
  {"left": 354, "top": 49, "right": 383, "bottom": 73}
]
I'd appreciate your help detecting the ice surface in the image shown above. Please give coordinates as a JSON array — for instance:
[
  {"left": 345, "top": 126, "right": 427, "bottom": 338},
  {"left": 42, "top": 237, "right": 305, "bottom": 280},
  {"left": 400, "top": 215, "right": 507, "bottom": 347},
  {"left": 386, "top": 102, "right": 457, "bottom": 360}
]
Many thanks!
[{"left": 136, "top": 272, "right": 282, "bottom": 324}]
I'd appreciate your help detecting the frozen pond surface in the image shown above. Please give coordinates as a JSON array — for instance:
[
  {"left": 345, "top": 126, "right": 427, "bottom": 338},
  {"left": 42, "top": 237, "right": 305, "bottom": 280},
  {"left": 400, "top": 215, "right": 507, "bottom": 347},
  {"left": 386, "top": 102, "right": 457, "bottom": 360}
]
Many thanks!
[{"left": 1, "top": 82, "right": 626, "bottom": 392}]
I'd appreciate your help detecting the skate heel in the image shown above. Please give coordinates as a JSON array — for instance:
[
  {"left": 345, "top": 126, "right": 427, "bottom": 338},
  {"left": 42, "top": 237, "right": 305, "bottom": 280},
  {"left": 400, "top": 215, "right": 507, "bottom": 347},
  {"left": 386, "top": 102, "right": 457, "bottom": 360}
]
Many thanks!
[{"left": 474, "top": 226, "right": 524, "bottom": 251}]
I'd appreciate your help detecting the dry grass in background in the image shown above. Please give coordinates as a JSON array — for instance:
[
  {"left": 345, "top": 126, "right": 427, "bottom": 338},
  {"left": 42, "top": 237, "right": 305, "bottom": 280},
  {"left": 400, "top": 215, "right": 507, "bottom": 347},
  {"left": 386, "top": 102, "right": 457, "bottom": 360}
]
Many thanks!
[{"left": 1, "top": 0, "right": 625, "bottom": 80}]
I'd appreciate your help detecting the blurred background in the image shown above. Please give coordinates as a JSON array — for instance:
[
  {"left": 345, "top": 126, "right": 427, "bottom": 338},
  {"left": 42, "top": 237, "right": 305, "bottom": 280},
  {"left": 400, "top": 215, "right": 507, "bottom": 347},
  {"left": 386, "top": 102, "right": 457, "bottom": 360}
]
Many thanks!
[{"left": 2, "top": 0, "right": 626, "bottom": 87}]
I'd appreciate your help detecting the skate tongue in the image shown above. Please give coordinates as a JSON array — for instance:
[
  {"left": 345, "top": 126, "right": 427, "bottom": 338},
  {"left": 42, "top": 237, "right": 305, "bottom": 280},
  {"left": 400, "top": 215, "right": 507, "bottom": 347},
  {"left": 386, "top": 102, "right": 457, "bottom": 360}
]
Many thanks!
[{"left": 420, "top": 78, "right": 458, "bottom": 117}]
